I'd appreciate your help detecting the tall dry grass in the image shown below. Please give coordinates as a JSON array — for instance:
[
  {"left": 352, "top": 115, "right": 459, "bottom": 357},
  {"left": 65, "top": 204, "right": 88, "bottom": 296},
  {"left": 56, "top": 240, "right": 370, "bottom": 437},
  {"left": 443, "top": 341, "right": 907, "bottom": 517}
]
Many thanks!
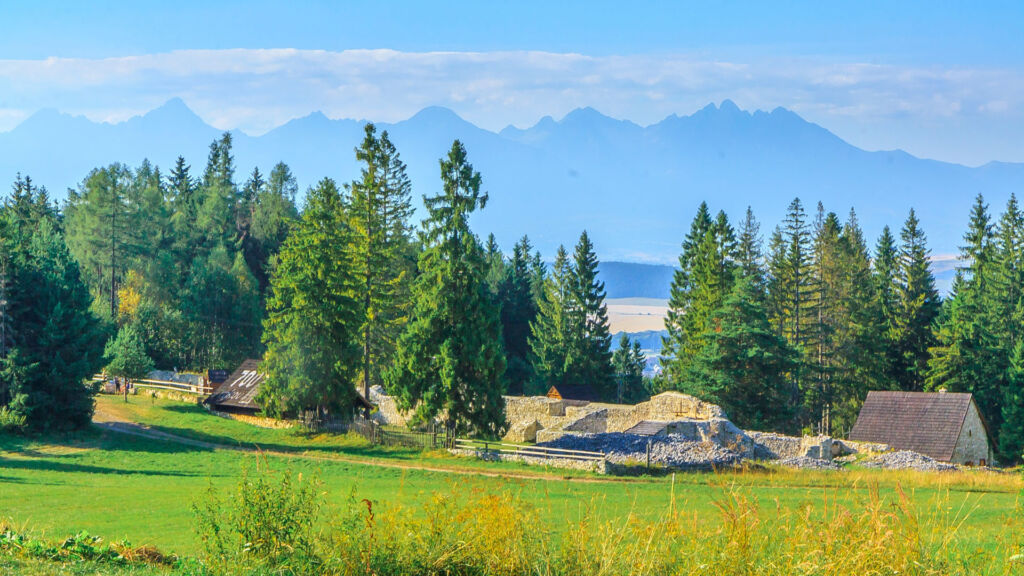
[{"left": 188, "top": 467, "right": 1024, "bottom": 576}]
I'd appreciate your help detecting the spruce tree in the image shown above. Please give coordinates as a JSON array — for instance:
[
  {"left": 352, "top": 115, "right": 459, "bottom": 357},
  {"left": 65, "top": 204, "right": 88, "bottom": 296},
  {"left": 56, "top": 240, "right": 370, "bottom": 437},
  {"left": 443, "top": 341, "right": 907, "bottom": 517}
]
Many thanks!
[
  {"left": 64, "top": 164, "right": 135, "bottom": 320},
  {"left": 684, "top": 276, "right": 798, "bottom": 433},
  {"left": 387, "top": 141, "right": 506, "bottom": 436},
  {"left": 999, "top": 339, "right": 1024, "bottom": 463},
  {"left": 737, "top": 206, "right": 765, "bottom": 286},
  {"left": 258, "top": 178, "right": 362, "bottom": 418},
  {"left": 612, "top": 333, "right": 646, "bottom": 403},
  {"left": 894, "top": 209, "right": 940, "bottom": 391},
  {"left": 0, "top": 201, "right": 104, "bottom": 430},
  {"left": 529, "top": 246, "right": 572, "bottom": 394},
  {"left": 927, "top": 195, "right": 1005, "bottom": 436},
  {"left": 662, "top": 203, "right": 713, "bottom": 381},
  {"left": 499, "top": 236, "right": 539, "bottom": 395},
  {"left": 347, "top": 124, "right": 414, "bottom": 406},
  {"left": 104, "top": 325, "right": 155, "bottom": 382},
  {"left": 874, "top": 225, "right": 901, "bottom": 386},
  {"left": 564, "top": 230, "right": 615, "bottom": 398}
]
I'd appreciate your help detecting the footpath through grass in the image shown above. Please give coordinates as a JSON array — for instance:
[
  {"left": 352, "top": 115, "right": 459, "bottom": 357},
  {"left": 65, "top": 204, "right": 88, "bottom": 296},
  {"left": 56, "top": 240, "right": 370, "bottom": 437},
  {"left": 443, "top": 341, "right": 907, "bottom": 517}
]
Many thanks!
[{"left": 0, "top": 394, "right": 1022, "bottom": 571}]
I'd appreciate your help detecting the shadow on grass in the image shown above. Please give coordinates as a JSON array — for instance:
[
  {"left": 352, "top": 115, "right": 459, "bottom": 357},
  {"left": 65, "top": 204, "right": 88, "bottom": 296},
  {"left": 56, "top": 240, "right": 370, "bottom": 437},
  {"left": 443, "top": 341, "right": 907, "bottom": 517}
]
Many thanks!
[{"left": 0, "top": 454, "right": 211, "bottom": 478}]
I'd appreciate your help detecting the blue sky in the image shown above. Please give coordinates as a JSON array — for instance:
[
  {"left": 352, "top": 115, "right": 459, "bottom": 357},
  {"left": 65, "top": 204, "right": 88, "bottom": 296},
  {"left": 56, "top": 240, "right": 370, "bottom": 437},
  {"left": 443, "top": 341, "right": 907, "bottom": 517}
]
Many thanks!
[{"left": 1, "top": 1, "right": 1023, "bottom": 165}]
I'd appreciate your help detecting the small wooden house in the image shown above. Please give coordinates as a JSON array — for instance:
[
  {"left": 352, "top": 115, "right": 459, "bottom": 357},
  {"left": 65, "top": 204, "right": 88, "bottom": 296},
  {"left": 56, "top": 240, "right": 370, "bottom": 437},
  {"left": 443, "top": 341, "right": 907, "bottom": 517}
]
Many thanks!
[
  {"left": 206, "top": 358, "right": 264, "bottom": 415},
  {"left": 849, "top": 391, "right": 993, "bottom": 465}
]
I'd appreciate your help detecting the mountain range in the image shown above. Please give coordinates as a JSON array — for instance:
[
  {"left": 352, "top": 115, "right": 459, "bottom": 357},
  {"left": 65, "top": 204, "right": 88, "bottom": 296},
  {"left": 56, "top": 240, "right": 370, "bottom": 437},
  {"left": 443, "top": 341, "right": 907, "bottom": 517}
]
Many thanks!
[{"left": 1, "top": 98, "right": 1020, "bottom": 271}]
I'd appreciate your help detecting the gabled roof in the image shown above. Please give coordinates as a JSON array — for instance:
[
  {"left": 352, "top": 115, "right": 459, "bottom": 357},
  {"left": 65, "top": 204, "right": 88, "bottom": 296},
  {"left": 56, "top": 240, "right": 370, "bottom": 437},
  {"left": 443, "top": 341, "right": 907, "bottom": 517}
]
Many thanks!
[
  {"left": 547, "top": 384, "right": 600, "bottom": 403},
  {"left": 849, "top": 391, "right": 981, "bottom": 461},
  {"left": 207, "top": 358, "right": 264, "bottom": 411}
]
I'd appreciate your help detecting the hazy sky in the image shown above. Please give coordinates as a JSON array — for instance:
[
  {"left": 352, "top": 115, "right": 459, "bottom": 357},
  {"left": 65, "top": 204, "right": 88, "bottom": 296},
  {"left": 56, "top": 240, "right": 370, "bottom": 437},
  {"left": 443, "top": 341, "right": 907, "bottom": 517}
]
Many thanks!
[{"left": 2, "top": 1, "right": 1022, "bottom": 166}]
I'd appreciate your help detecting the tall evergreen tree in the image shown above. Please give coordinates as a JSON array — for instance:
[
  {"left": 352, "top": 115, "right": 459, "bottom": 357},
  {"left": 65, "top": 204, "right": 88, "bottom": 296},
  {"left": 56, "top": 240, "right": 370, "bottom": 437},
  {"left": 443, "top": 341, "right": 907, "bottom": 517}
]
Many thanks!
[
  {"left": 736, "top": 206, "right": 765, "bottom": 286},
  {"left": 999, "top": 339, "right": 1024, "bottom": 463},
  {"left": 64, "top": 164, "right": 135, "bottom": 320},
  {"left": 873, "top": 225, "right": 902, "bottom": 386},
  {"left": 387, "top": 141, "right": 506, "bottom": 436},
  {"left": 529, "top": 246, "right": 572, "bottom": 394},
  {"left": 662, "top": 206, "right": 737, "bottom": 385},
  {"left": 612, "top": 333, "right": 646, "bottom": 404},
  {"left": 662, "top": 203, "right": 713, "bottom": 381},
  {"left": 684, "top": 276, "right": 798, "bottom": 433},
  {"left": 258, "top": 179, "right": 362, "bottom": 418},
  {"left": 564, "top": 231, "right": 615, "bottom": 398},
  {"left": 928, "top": 195, "right": 1006, "bottom": 440},
  {"left": 0, "top": 196, "right": 104, "bottom": 430},
  {"left": 499, "top": 236, "right": 539, "bottom": 395},
  {"left": 893, "top": 209, "right": 940, "bottom": 391},
  {"left": 347, "top": 124, "right": 415, "bottom": 407}
]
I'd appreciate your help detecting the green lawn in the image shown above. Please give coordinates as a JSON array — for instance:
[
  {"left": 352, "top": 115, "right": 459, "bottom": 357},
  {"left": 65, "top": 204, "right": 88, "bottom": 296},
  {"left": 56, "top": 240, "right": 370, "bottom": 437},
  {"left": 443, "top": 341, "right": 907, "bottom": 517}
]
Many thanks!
[{"left": 1, "top": 395, "right": 1022, "bottom": 566}]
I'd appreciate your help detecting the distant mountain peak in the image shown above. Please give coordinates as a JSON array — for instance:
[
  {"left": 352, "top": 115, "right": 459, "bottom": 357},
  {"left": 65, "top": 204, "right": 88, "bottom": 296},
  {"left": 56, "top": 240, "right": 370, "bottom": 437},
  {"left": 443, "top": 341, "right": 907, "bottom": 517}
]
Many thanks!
[
  {"left": 408, "top": 106, "right": 467, "bottom": 125},
  {"left": 138, "top": 98, "right": 206, "bottom": 126}
]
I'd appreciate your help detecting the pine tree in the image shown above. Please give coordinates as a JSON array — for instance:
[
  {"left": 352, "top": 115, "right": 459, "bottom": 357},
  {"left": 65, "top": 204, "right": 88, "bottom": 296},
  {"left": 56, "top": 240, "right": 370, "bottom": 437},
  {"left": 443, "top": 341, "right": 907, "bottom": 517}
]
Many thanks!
[
  {"left": 737, "top": 206, "right": 765, "bottom": 286},
  {"left": 499, "top": 236, "right": 539, "bottom": 395},
  {"left": 684, "top": 276, "right": 798, "bottom": 433},
  {"left": 873, "top": 225, "right": 901, "bottom": 386},
  {"left": 248, "top": 162, "right": 299, "bottom": 293},
  {"left": 612, "top": 333, "right": 646, "bottom": 403},
  {"left": 258, "top": 178, "right": 362, "bottom": 418},
  {"left": 387, "top": 141, "right": 506, "bottom": 436},
  {"left": 0, "top": 203, "right": 104, "bottom": 430},
  {"left": 927, "top": 195, "right": 1006, "bottom": 438},
  {"left": 999, "top": 339, "right": 1024, "bottom": 463},
  {"left": 564, "top": 230, "right": 615, "bottom": 398},
  {"left": 104, "top": 325, "right": 155, "bottom": 382},
  {"left": 529, "top": 246, "right": 572, "bottom": 394},
  {"left": 894, "top": 209, "right": 940, "bottom": 391},
  {"left": 64, "top": 164, "right": 136, "bottom": 321},
  {"left": 662, "top": 203, "right": 713, "bottom": 381},
  {"left": 347, "top": 125, "right": 415, "bottom": 406},
  {"left": 662, "top": 207, "right": 736, "bottom": 385}
]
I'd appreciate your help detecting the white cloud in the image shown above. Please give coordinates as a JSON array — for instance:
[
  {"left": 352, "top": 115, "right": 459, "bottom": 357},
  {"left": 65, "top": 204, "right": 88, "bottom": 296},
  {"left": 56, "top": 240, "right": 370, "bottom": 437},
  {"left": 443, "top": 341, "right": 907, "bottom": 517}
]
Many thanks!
[{"left": 0, "top": 49, "right": 1022, "bottom": 164}]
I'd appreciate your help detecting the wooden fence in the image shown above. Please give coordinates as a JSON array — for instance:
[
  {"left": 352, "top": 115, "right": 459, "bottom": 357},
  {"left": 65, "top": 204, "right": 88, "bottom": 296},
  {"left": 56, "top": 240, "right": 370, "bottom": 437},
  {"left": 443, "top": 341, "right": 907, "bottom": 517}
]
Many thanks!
[
  {"left": 453, "top": 438, "right": 605, "bottom": 462},
  {"left": 92, "top": 375, "right": 214, "bottom": 396}
]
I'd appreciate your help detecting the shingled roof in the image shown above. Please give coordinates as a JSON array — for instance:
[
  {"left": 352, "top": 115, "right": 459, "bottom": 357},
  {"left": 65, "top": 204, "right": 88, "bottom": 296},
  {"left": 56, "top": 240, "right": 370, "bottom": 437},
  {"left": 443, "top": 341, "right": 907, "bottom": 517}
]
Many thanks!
[
  {"left": 849, "top": 391, "right": 982, "bottom": 461},
  {"left": 207, "top": 358, "right": 264, "bottom": 412}
]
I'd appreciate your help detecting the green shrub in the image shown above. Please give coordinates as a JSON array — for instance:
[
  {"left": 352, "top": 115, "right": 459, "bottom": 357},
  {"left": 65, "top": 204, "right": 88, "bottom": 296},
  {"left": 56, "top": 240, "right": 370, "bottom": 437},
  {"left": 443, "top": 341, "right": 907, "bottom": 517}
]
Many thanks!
[{"left": 0, "top": 407, "right": 26, "bottom": 431}]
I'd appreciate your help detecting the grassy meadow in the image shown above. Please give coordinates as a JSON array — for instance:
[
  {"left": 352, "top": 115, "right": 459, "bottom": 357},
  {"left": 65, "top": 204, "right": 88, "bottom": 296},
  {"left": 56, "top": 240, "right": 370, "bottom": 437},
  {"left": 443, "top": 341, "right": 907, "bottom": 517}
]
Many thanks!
[{"left": 1, "top": 394, "right": 1023, "bottom": 574}]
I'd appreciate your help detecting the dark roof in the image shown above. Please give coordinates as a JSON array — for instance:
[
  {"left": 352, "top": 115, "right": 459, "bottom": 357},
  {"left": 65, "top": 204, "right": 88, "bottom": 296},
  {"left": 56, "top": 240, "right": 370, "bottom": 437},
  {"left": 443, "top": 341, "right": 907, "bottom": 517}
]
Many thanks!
[
  {"left": 624, "top": 420, "right": 668, "bottom": 436},
  {"left": 207, "top": 358, "right": 264, "bottom": 412},
  {"left": 547, "top": 384, "right": 600, "bottom": 403},
  {"left": 849, "top": 391, "right": 982, "bottom": 461}
]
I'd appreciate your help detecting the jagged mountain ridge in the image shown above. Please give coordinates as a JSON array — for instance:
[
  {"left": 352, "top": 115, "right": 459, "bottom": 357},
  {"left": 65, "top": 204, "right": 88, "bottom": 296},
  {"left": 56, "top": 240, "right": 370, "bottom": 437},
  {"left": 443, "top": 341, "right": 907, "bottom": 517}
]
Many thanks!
[{"left": 1, "top": 98, "right": 1020, "bottom": 265}]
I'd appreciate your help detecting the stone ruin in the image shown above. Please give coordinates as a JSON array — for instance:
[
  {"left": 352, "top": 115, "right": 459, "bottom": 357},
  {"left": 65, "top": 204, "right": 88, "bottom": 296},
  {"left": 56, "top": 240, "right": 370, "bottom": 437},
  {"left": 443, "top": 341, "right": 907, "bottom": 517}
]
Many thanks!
[{"left": 366, "top": 385, "right": 894, "bottom": 471}]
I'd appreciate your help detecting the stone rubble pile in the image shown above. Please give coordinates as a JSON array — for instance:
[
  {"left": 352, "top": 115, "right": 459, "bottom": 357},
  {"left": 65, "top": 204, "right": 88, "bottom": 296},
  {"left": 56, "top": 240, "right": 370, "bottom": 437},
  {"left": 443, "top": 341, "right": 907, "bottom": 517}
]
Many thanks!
[
  {"left": 859, "top": 450, "right": 958, "bottom": 472},
  {"left": 775, "top": 456, "right": 844, "bottom": 471},
  {"left": 542, "top": 432, "right": 746, "bottom": 470}
]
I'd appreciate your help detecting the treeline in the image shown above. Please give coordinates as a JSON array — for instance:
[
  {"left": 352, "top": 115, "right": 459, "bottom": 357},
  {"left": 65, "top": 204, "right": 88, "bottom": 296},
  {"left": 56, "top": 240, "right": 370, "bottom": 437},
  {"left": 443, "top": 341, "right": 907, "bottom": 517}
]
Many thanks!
[
  {"left": 2, "top": 124, "right": 1023, "bottom": 461},
  {"left": 660, "top": 197, "right": 1024, "bottom": 461}
]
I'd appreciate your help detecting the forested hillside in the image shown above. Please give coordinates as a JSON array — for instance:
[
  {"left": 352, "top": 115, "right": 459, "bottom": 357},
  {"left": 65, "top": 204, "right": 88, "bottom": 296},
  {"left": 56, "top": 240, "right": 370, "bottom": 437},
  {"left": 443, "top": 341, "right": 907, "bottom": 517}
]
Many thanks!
[{"left": 1, "top": 127, "right": 1022, "bottom": 460}]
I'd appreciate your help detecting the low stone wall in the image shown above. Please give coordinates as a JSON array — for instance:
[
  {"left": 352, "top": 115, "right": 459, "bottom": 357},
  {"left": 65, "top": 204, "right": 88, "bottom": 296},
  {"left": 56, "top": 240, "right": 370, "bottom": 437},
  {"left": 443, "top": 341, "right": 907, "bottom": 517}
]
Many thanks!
[
  {"left": 208, "top": 408, "right": 295, "bottom": 429},
  {"left": 368, "top": 385, "right": 414, "bottom": 427},
  {"left": 450, "top": 448, "right": 607, "bottom": 474}
]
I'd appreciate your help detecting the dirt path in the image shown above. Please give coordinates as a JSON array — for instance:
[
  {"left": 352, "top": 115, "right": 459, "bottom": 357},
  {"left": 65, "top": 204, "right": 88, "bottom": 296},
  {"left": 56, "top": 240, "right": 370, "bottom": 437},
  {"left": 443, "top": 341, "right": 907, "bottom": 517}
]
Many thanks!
[{"left": 92, "top": 406, "right": 646, "bottom": 485}]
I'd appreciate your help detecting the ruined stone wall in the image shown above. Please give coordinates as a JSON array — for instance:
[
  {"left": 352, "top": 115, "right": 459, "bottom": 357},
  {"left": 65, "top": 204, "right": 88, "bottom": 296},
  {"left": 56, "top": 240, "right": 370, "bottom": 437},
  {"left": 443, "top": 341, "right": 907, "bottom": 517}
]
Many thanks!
[
  {"left": 604, "top": 392, "right": 726, "bottom": 432},
  {"left": 368, "top": 385, "right": 413, "bottom": 427},
  {"left": 951, "top": 401, "right": 993, "bottom": 465}
]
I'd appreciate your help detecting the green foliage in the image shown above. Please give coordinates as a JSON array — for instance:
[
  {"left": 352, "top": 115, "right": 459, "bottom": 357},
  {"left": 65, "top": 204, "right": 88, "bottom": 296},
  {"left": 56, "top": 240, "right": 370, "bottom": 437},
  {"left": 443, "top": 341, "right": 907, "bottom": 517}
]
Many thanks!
[
  {"left": 347, "top": 124, "right": 415, "bottom": 403},
  {"left": 893, "top": 209, "right": 941, "bottom": 391},
  {"left": 529, "top": 246, "right": 572, "bottom": 394},
  {"left": 104, "top": 325, "right": 155, "bottom": 381},
  {"left": 0, "top": 183, "right": 105, "bottom": 430},
  {"left": 499, "top": 236, "right": 539, "bottom": 395},
  {"left": 387, "top": 140, "right": 506, "bottom": 436},
  {"left": 258, "top": 179, "right": 362, "bottom": 418},
  {"left": 192, "top": 467, "right": 322, "bottom": 574},
  {"left": 682, "top": 276, "right": 798, "bottom": 432},
  {"left": 612, "top": 333, "right": 646, "bottom": 403}
]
